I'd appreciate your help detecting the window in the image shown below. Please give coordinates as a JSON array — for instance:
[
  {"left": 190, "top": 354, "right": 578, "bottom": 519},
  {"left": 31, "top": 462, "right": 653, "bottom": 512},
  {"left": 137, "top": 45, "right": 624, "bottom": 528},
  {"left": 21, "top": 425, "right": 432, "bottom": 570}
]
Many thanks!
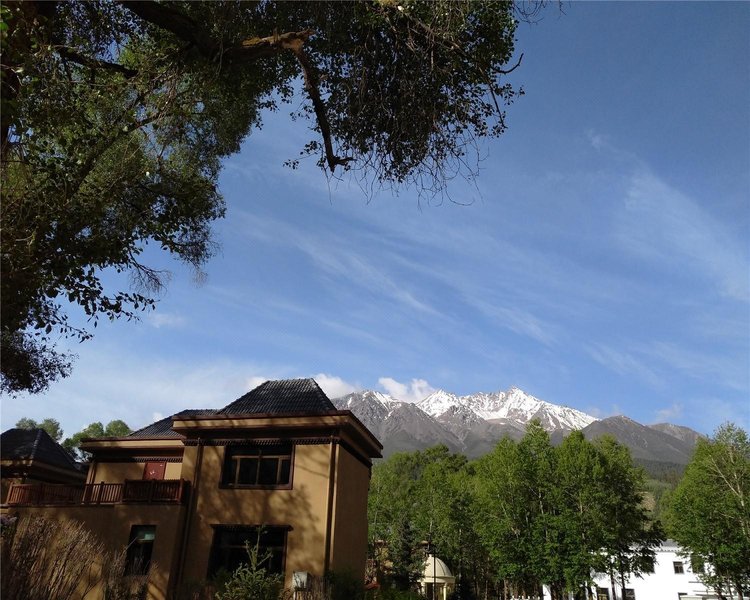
[
  {"left": 222, "top": 444, "right": 293, "bottom": 488},
  {"left": 673, "top": 561, "right": 685, "bottom": 574},
  {"left": 596, "top": 588, "right": 610, "bottom": 600},
  {"left": 208, "top": 526, "right": 287, "bottom": 577},
  {"left": 125, "top": 526, "right": 156, "bottom": 575},
  {"left": 623, "top": 590, "right": 635, "bottom": 600}
]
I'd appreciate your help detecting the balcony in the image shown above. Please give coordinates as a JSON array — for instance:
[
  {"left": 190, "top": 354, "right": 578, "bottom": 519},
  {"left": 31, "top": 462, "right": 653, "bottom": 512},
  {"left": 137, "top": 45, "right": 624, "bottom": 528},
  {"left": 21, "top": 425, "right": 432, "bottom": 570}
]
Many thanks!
[{"left": 5, "top": 479, "right": 189, "bottom": 507}]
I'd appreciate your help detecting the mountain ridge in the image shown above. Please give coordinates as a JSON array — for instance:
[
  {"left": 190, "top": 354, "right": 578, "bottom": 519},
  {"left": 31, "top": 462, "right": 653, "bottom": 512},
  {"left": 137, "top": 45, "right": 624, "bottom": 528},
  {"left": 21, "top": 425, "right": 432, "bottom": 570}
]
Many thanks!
[{"left": 332, "top": 386, "right": 702, "bottom": 464}]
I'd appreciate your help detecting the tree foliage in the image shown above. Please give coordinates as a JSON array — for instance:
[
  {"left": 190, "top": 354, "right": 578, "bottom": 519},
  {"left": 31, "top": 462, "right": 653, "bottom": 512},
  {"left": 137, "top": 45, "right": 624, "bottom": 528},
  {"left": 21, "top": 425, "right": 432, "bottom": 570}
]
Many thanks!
[
  {"left": 369, "top": 424, "right": 663, "bottom": 600},
  {"left": 61, "top": 419, "right": 133, "bottom": 458},
  {"left": 665, "top": 423, "right": 750, "bottom": 599},
  {"left": 14, "top": 416, "right": 64, "bottom": 442},
  {"left": 1, "top": 0, "right": 530, "bottom": 394}
]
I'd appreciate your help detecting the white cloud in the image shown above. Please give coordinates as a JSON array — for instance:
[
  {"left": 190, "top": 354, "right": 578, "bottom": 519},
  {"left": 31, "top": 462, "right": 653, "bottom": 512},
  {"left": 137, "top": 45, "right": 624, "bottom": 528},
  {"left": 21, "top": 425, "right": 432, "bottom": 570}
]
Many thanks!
[
  {"left": 151, "top": 412, "right": 164, "bottom": 423},
  {"left": 244, "top": 376, "right": 269, "bottom": 391},
  {"left": 378, "top": 377, "right": 436, "bottom": 403},
  {"left": 147, "top": 312, "right": 187, "bottom": 329},
  {"left": 654, "top": 402, "right": 683, "bottom": 422},
  {"left": 313, "top": 373, "right": 359, "bottom": 399}
]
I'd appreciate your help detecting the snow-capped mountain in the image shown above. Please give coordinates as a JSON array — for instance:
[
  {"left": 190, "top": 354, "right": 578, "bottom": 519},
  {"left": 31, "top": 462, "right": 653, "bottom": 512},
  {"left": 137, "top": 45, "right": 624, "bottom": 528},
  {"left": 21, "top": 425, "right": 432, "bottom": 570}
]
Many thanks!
[
  {"left": 332, "top": 390, "right": 462, "bottom": 455},
  {"left": 333, "top": 385, "right": 701, "bottom": 465},
  {"left": 418, "top": 387, "right": 596, "bottom": 432}
]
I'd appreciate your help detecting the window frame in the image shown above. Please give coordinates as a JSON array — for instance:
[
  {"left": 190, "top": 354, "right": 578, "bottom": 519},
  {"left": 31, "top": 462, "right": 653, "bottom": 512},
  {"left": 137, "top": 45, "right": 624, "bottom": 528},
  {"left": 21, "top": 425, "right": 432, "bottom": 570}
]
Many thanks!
[
  {"left": 207, "top": 525, "right": 289, "bottom": 578},
  {"left": 220, "top": 443, "right": 294, "bottom": 489},
  {"left": 673, "top": 561, "right": 685, "bottom": 574},
  {"left": 124, "top": 525, "right": 156, "bottom": 576}
]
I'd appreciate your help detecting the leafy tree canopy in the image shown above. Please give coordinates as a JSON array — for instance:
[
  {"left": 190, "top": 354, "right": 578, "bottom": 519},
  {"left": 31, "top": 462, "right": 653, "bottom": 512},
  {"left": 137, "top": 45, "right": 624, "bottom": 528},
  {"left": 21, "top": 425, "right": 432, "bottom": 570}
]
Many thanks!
[
  {"left": 14, "top": 416, "right": 64, "bottom": 442},
  {"left": 0, "top": 0, "right": 534, "bottom": 395},
  {"left": 62, "top": 419, "right": 132, "bottom": 458},
  {"left": 370, "top": 424, "right": 662, "bottom": 600},
  {"left": 666, "top": 423, "right": 750, "bottom": 599}
]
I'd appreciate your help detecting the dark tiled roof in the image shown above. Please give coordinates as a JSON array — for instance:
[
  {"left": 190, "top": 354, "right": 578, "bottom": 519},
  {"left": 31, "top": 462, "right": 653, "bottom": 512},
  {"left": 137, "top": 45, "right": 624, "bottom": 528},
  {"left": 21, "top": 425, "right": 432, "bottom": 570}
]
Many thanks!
[
  {"left": 127, "top": 409, "right": 216, "bottom": 438},
  {"left": 218, "top": 378, "right": 337, "bottom": 415},
  {"left": 1, "top": 428, "right": 81, "bottom": 472}
]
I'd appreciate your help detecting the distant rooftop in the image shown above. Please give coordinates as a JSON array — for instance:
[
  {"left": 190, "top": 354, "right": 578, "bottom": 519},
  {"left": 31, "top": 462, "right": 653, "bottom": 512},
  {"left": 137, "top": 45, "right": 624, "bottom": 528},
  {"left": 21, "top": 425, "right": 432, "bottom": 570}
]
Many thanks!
[
  {"left": 0, "top": 428, "right": 83, "bottom": 473},
  {"left": 128, "top": 409, "right": 217, "bottom": 439},
  {"left": 128, "top": 378, "right": 338, "bottom": 438}
]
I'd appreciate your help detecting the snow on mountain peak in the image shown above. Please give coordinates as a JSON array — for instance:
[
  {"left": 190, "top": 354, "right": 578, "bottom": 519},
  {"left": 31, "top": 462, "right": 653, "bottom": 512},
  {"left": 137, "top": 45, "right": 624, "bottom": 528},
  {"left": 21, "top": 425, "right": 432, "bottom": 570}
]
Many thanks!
[
  {"left": 417, "top": 386, "right": 596, "bottom": 431},
  {"left": 417, "top": 389, "right": 461, "bottom": 417}
]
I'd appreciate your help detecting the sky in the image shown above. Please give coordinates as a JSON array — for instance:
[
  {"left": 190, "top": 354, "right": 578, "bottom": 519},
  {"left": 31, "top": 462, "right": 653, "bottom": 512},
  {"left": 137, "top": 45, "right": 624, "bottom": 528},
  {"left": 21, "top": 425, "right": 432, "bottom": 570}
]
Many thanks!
[{"left": 3, "top": 2, "right": 749, "bottom": 438}]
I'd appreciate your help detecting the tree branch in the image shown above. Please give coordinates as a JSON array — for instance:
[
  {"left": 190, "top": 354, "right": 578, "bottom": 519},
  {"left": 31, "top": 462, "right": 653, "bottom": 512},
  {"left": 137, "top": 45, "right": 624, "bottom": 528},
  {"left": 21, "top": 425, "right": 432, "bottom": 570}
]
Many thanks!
[
  {"left": 119, "top": 1, "right": 216, "bottom": 57},
  {"left": 290, "top": 43, "right": 353, "bottom": 172},
  {"left": 57, "top": 47, "right": 138, "bottom": 78}
]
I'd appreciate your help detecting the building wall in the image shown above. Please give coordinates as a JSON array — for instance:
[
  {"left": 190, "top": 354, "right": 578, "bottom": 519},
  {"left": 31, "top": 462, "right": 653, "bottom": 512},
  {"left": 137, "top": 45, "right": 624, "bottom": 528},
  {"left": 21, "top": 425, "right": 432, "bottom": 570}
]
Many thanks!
[
  {"left": 3, "top": 503, "right": 185, "bottom": 600},
  {"left": 589, "top": 543, "right": 712, "bottom": 600},
  {"left": 88, "top": 460, "right": 183, "bottom": 483},
  {"left": 180, "top": 441, "right": 333, "bottom": 589},
  {"left": 329, "top": 444, "right": 371, "bottom": 581},
  {"left": 3, "top": 429, "right": 377, "bottom": 598}
]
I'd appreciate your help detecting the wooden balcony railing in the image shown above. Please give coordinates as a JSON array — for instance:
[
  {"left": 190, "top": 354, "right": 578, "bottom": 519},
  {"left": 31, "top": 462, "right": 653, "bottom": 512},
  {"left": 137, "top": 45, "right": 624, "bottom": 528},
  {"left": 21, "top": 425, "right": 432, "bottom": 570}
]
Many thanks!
[{"left": 5, "top": 479, "right": 188, "bottom": 507}]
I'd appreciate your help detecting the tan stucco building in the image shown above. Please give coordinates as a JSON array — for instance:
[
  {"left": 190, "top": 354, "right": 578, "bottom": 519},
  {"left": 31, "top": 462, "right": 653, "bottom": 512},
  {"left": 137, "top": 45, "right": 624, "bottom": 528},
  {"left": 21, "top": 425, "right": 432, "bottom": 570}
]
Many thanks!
[{"left": 2, "top": 378, "right": 382, "bottom": 599}]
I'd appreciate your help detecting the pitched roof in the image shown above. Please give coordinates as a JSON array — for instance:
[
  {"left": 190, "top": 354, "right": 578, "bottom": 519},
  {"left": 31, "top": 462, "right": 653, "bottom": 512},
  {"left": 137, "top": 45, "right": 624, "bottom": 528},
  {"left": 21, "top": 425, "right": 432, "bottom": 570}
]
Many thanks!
[
  {"left": 218, "top": 378, "right": 337, "bottom": 415},
  {"left": 127, "top": 409, "right": 216, "bottom": 438},
  {"left": 127, "top": 379, "right": 337, "bottom": 438},
  {"left": 0, "top": 428, "right": 82, "bottom": 472}
]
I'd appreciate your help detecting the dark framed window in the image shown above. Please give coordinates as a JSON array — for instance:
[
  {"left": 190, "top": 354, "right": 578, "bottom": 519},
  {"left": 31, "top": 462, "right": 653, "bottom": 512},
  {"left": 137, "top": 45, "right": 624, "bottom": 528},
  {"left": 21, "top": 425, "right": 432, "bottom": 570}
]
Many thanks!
[
  {"left": 623, "top": 589, "right": 635, "bottom": 600},
  {"left": 125, "top": 525, "right": 156, "bottom": 575},
  {"left": 596, "top": 588, "right": 610, "bottom": 600},
  {"left": 673, "top": 561, "right": 685, "bottom": 574},
  {"left": 221, "top": 444, "right": 293, "bottom": 488},
  {"left": 208, "top": 526, "right": 288, "bottom": 577}
]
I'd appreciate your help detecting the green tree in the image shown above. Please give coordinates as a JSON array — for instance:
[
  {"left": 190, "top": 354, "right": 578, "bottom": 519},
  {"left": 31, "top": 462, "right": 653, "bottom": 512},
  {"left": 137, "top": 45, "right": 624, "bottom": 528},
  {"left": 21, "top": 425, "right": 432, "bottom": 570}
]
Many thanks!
[
  {"left": 666, "top": 423, "right": 750, "bottom": 599},
  {"left": 61, "top": 419, "right": 132, "bottom": 459},
  {"left": 14, "top": 417, "right": 64, "bottom": 442},
  {"left": 593, "top": 435, "right": 663, "bottom": 600},
  {"left": 1, "top": 0, "right": 532, "bottom": 394},
  {"left": 473, "top": 426, "right": 662, "bottom": 600}
]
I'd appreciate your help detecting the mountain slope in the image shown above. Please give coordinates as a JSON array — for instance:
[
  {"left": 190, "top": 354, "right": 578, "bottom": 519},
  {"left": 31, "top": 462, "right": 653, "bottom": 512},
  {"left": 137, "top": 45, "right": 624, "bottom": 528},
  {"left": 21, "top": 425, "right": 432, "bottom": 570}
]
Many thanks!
[
  {"left": 333, "top": 391, "right": 462, "bottom": 456},
  {"left": 333, "top": 387, "right": 701, "bottom": 464},
  {"left": 581, "top": 416, "right": 696, "bottom": 464}
]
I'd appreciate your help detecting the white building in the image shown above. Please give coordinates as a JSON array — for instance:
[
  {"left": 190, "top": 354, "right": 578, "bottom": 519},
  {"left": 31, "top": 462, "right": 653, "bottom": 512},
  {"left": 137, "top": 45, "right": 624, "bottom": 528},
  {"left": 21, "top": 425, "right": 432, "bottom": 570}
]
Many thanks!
[
  {"left": 418, "top": 553, "right": 456, "bottom": 600},
  {"left": 589, "top": 540, "right": 715, "bottom": 600}
]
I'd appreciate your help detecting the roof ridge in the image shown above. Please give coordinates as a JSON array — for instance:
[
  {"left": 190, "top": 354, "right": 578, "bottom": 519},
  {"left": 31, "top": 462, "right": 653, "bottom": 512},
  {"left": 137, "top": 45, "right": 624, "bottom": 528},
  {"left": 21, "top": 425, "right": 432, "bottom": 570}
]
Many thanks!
[{"left": 30, "top": 428, "right": 43, "bottom": 461}]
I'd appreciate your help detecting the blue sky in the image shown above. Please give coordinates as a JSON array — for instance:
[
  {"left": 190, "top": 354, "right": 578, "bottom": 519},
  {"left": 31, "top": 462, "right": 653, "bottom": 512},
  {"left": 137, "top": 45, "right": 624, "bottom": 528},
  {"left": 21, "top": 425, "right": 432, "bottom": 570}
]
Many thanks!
[{"left": 3, "top": 2, "right": 748, "bottom": 437}]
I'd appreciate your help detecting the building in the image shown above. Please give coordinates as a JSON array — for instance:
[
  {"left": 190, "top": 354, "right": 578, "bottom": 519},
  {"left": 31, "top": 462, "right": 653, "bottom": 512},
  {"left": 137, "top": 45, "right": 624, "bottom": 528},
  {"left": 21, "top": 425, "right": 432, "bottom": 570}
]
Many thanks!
[
  {"left": 2, "top": 378, "right": 382, "bottom": 600},
  {"left": 0, "top": 427, "right": 86, "bottom": 503},
  {"left": 418, "top": 553, "right": 456, "bottom": 600},
  {"left": 589, "top": 540, "right": 716, "bottom": 600}
]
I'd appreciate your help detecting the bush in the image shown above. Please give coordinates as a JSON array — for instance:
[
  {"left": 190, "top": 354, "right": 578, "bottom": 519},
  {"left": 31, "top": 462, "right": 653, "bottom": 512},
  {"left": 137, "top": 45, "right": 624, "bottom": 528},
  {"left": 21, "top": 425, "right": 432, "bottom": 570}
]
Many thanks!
[
  {"left": 215, "top": 542, "right": 291, "bottom": 600},
  {"left": 1, "top": 514, "right": 150, "bottom": 600}
]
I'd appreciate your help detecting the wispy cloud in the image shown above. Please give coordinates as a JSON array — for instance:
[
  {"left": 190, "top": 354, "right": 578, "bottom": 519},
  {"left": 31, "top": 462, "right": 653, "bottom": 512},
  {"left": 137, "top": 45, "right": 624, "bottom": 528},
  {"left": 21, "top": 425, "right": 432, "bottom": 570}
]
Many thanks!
[
  {"left": 146, "top": 312, "right": 187, "bottom": 329},
  {"left": 617, "top": 169, "right": 749, "bottom": 302},
  {"left": 654, "top": 402, "right": 683, "bottom": 422},
  {"left": 639, "top": 341, "right": 749, "bottom": 393},
  {"left": 378, "top": 377, "right": 436, "bottom": 403},
  {"left": 587, "top": 343, "right": 663, "bottom": 388}
]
